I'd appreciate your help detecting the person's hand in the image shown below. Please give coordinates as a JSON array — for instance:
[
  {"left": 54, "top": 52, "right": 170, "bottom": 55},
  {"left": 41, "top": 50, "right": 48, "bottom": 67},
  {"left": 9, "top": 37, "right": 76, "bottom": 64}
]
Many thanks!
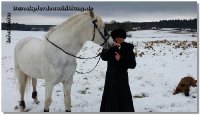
[{"left": 115, "top": 52, "right": 120, "bottom": 61}]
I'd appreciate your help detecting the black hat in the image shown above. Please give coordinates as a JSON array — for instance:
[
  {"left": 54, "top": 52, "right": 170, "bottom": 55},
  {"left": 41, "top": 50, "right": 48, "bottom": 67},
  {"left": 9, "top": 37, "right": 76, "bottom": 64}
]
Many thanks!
[{"left": 111, "top": 28, "right": 126, "bottom": 40}]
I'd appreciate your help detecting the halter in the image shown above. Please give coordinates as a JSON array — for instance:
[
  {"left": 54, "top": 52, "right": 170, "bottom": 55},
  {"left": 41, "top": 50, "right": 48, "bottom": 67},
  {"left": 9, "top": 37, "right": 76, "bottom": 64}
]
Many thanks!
[
  {"left": 45, "top": 19, "right": 110, "bottom": 59},
  {"left": 91, "top": 19, "right": 110, "bottom": 46}
]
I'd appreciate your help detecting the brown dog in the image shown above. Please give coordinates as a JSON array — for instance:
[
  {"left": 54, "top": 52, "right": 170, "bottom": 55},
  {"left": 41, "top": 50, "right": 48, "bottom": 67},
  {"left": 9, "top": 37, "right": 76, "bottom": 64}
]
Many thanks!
[{"left": 173, "top": 76, "right": 197, "bottom": 96}]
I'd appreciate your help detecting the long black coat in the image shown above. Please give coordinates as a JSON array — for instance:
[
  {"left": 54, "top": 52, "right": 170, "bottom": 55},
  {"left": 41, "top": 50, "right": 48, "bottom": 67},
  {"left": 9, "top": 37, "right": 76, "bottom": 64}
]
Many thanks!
[{"left": 100, "top": 42, "right": 136, "bottom": 112}]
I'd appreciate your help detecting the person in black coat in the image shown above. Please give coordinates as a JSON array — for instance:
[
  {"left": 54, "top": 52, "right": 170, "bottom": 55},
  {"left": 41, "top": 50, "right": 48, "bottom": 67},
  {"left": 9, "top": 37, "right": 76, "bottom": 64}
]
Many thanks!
[{"left": 100, "top": 28, "right": 136, "bottom": 112}]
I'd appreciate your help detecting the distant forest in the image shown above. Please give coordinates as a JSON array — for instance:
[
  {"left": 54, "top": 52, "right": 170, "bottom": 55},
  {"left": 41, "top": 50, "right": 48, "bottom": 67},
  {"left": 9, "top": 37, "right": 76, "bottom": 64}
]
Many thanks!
[
  {"left": 106, "top": 19, "right": 197, "bottom": 31},
  {"left": 2, "top": 18, "right": 197, "bottom": 32}
]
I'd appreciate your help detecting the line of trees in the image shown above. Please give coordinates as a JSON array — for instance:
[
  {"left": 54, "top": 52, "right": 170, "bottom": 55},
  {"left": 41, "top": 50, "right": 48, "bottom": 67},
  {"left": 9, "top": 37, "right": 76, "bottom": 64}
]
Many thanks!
[
  {"left": 105, "top": 19, "right": 197, "bottom": 31},
  {"left": 1, "top": 18, "right": 197, "bottom": 32},
  {"left": 2, "top": 23, "right": 54, "bottom": 31}
]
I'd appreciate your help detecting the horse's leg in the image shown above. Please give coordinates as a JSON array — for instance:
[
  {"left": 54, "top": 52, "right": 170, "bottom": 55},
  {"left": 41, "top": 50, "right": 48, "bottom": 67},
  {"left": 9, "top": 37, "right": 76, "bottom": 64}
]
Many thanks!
[
  {"left": 32, "top": 78, "right": 39, "bottom": 104},
  {"left": 17, "top": 68, "right": 28, "bottom": 112},
  {"left": 62, "top": 77, "right": 73, "bottom": 112},
  {"left": 44, "top": 81, "right": 54, "bottom": 112}
]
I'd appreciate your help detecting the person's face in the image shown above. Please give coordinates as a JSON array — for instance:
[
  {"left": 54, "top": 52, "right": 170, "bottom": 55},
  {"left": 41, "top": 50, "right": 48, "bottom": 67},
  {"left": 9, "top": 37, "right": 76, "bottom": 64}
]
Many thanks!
[{"left": 114, "top": 37, "right": 124, "bottom": 44}]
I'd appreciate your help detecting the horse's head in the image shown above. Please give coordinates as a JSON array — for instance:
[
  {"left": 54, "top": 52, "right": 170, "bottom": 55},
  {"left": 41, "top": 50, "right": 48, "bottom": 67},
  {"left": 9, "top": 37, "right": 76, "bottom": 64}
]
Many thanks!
[{"left": 84, "top": 10, "right": 113, "bottom": 49}]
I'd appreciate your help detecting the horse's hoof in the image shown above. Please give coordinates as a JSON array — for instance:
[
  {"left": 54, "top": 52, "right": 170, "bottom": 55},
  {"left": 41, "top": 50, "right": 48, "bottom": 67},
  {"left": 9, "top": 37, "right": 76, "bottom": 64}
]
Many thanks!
[
  {"left": 19, "top": 101, "right": 26, "bottom": 109},
  {"left": 66, "top": 110, "right": 71, "bottom": 112},
  {"left": 44, "top": 108, "right": 49, "bottom": 112},
  {"left": 33, "top": 98, "right": 40, "bottom": 105}
]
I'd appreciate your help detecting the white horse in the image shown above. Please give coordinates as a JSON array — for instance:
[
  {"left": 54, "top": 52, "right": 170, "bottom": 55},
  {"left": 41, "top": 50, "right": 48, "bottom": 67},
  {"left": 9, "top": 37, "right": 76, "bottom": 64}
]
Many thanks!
[{"left": 14, "top": 10, "right": 113, "bottom": 112}]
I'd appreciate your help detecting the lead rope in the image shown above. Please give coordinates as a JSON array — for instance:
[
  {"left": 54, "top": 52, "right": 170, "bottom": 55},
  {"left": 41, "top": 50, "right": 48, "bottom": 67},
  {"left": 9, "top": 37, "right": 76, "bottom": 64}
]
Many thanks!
[
  {"left": 75, "top": 56, "right": 101, "bottom": 74},
  {"left": 46, "top": 36, "right": 102, "bottom": 74}
]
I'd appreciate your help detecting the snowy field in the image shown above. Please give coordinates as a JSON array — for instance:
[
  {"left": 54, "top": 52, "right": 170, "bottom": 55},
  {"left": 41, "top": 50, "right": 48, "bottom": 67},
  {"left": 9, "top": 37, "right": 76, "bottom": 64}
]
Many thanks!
[{"left": 1, "top": 29, "right": 198, "bottom": 113}]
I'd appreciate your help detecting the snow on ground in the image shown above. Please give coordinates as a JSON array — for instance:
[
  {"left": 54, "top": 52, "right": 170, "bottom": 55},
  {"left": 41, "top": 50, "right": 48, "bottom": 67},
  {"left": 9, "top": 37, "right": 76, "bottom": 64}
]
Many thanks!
[{"left": 1, "top": 29, "right": 198, "bottom": 112}]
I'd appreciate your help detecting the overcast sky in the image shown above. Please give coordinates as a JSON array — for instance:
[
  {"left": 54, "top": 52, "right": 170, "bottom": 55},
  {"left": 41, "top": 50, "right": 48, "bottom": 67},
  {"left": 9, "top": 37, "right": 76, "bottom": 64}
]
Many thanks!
[{"left": 1, "top": 1, "right": 198, "bottom": 25}]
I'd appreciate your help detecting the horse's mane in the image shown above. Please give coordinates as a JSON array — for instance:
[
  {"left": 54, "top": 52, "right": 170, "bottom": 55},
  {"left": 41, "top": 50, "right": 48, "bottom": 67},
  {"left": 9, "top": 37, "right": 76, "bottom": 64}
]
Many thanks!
[
  {"left": 45, "top": 11, "right": 104, "bottom": 38},
  {"left": 45, "top": 12, "right": 86, "bottom": 38}
]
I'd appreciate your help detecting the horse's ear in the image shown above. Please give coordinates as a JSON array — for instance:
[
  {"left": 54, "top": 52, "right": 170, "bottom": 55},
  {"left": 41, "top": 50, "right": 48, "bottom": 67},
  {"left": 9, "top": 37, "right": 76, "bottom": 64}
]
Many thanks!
[{"left": 89, "top": 9, "right": 94, "bottom": 18}]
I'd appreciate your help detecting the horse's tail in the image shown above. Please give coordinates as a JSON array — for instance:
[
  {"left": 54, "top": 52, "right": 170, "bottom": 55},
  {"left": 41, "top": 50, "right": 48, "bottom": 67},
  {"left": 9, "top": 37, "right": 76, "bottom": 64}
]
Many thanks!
[{"left": 14, "top": 38, "right": 32, "bottom": 95}]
